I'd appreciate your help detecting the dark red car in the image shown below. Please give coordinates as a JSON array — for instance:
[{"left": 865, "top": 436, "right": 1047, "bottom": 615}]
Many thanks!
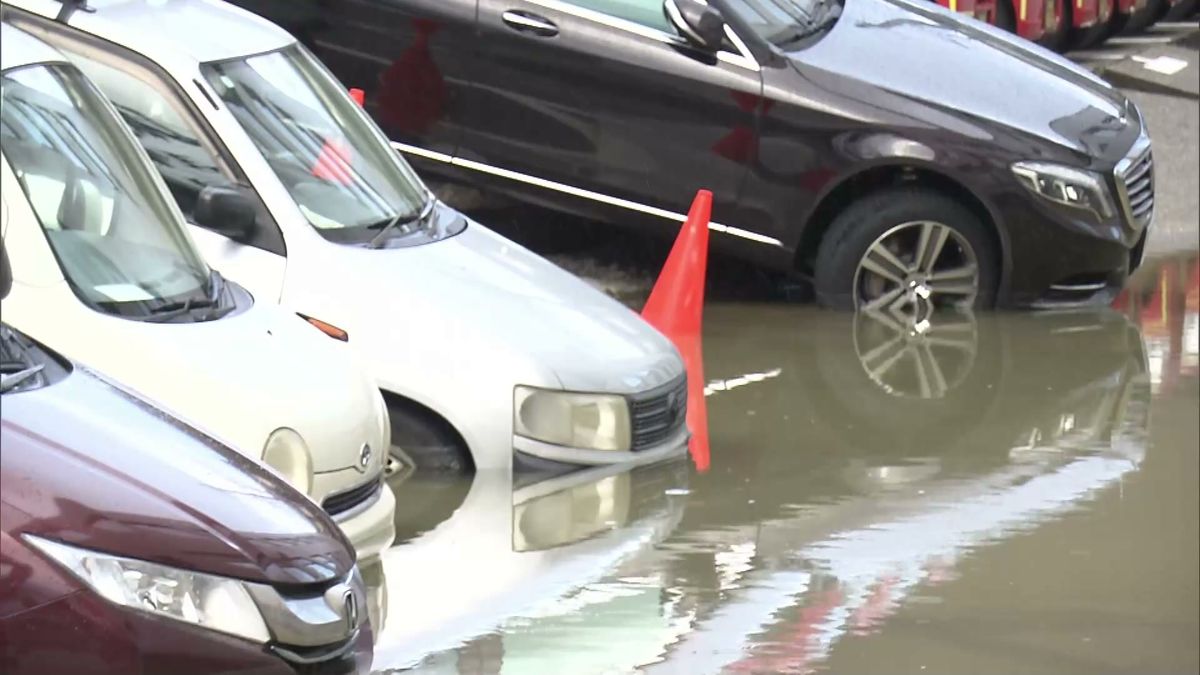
[{"left": 0, "top": 239, "right": 373, "bottom": 674}]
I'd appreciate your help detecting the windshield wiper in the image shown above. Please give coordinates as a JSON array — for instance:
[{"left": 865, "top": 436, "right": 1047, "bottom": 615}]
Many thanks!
[
  {"left": 0, "top": 365, "right": 45, "bottom": 394},
  {"left": 143, "top": 270, "right": 234, "bottom": 323},
  {"left": 365, "top": 196, "right": 437, "bottom": 250},
  {"left": 0, "top": 327, "right": 47, "bottom": 394},
  {"left": 143, "top": 295, "right": 217, "bottom": 323},
  {"left": 203, "top": 269, "right": 236, "bottom": 320}
]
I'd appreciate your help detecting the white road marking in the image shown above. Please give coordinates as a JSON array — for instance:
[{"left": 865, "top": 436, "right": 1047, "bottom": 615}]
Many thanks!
[{"left": 1132, "top": 54, "right": 1191, "bottom": 75}]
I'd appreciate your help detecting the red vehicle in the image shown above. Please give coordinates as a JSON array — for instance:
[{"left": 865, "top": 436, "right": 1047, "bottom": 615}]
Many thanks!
[
  {"left": 936, "top": 0, "right": 1123, "bottom": 50},
  {"left": 0, "top": 234, "right": 373, "bottom": 674}
]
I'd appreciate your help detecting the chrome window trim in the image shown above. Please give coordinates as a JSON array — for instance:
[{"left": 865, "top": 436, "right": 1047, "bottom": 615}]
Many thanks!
[
  {"left": 525, "top": 0, "right": 761, "bottom": 72},
  {"left": 393, "top": 141, "right": 782, "bottom": 247}
]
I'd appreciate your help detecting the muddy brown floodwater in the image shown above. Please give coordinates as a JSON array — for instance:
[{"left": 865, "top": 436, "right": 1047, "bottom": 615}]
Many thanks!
[{"left": 364, "top": 254, "right": 1198, "bottom": 675}]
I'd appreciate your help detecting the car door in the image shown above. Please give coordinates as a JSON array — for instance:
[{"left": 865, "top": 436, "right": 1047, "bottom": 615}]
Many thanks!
[
  {"left": 463, "top": 0, "right": 763, "bottom": 231},
  {"left": 41, "top": 35, "right": 290, "bottom": 302},
  {"left": 229, "top": 0, "right": 477, "bottom": 160}
]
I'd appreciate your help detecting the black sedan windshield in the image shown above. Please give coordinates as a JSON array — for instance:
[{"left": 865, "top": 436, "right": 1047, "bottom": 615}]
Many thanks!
[{"left": 722, "top": 0, "right": 843, "bottom": 45}]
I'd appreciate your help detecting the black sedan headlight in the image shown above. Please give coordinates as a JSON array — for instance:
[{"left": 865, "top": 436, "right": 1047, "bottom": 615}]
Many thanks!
[{"left": 1012, "top": 161, "right": 1117, "bottom": 221}]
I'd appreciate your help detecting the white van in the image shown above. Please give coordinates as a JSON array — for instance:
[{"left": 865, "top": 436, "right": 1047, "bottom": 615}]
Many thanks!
[
  {"left": 0, "top": 19, "right": 396, "bottom": 559},
  {"left": 4, "top": 0, "right": 690, "bottom": 473}
]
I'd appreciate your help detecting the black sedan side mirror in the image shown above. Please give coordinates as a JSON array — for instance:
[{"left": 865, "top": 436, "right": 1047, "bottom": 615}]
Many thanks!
[
  {"left": 194, "top": 186, "right": 257, "bottom": 242},
  {"left": 664, "top": 0, "right": 726, "bottom": 52}
]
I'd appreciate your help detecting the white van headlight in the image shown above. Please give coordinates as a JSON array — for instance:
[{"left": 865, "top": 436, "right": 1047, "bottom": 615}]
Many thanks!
[
  {"left": 262, "top": 428, "right": 314, "bottom": 495},
  {"left": 514, "top": 386, "right": 632, "bottom": 452},
  {"left": 25, "top": 535, "right": 271, "bottom": 643}
]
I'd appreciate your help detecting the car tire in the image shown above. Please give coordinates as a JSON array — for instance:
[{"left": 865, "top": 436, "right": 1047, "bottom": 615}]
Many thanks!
[
  {"left": 1112, "top": 0, "right": 1163, "bottom": 32},
  {"left": 1071, "top": 0, "right": 1117, "bottom": 48},
  {"left": 1162, "top": 0, "right": 1197, "bottom": 19},
  {"left": 814, "top": 187, "right": 999, "bottom": 311},
  {"left": 994, "top": 0, "right": 1018, "bottom": 31},
  {"left": 385, "top": 395, "right": 474, "bottom": 474},
  {"left": 1038, "top": 0, "right": 1072, "bottom": 51}
]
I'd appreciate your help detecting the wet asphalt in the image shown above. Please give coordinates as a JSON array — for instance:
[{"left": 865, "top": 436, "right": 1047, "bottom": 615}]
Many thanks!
[{"left": 362, "top": 33, "right": 1200, "bottom": 675}]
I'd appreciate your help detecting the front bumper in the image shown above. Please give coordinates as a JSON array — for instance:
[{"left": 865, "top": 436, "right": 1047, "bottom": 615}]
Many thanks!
[
  {"left": 334, "top": 483, "right": 396, "bottom": 561},
  {"left": 996, "top": 180, "right": 1151, "bottom": 308},
  {"left": 513, "top": 423, "right": 690, "bottom": 469},
  {"left": 1000, "top": 204, "right": 1149, "bottom": 308},
  {"left": 0, "top": 589, "right": 373, "bottom": 675}
]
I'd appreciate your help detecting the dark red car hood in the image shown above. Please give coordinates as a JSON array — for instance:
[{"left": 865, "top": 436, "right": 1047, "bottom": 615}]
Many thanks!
[{"left": 0, "top": 365, "right": 355, "bottom": 587}]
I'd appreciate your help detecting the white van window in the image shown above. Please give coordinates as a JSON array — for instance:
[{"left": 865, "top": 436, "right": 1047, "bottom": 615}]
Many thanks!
[
  {"left": 0, "top": 64, "right": 212, "bottom": 318},
  {"left": 203, "top": 46, "right": 443, "bottom": 246},
  {"left": 68, "top": 56, "right": 240, "bottom": 223}
]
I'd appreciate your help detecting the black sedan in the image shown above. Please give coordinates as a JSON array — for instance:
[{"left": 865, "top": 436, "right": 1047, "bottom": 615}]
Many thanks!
[{"left": 232, "top": 0, "right": 1153, "bottom": 311}]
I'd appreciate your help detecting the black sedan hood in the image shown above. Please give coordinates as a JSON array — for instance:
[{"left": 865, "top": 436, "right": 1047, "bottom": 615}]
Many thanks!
[
  {"left": 1, "top": 362, "right": 355, "bottom": 587},
  {"left": 789, "top": 0, "right": 1138, "bottom": 161}
]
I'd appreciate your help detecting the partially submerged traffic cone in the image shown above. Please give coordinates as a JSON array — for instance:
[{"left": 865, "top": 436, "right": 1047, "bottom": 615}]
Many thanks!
[
  {"left": 677, "top": 333, "right": 710, "bottom": 473},
  {"left": 642, "top": 190, "right": 711, "bottom": 336},
  {"left": 643, "top": 190, "right": 712, "bottom": 472}
]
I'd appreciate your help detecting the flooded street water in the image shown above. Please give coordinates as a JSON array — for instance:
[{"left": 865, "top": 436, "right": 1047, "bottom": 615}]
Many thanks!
[{"left": 365, "top": 253, "right": 1199, "bottom": 674}]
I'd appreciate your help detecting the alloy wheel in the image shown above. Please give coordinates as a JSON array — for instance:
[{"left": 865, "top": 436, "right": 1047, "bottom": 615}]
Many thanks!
[{"left": 852, "top": 220, "right": 980, "bottom": 313}]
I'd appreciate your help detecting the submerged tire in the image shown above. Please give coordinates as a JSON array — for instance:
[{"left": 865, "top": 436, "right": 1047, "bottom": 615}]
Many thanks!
[
  {"left": 1162, "top": 0, "right": 1198, "bottom": 19},
  {"left": 814, "top": 187, "right": 999, "bottom": 312},
  {"left": 385, "top": 395, "right": 474, "bottom": 474},
  {"left": 994, "top": 0, "right": 1018, "bottom": 31}
]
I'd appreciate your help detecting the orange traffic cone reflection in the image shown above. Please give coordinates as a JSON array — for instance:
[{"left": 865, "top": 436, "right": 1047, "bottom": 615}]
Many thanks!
[
  {"left": 311, "top": 138, "right": 354, "bottom": 185},
  {"left": 676, "top": 334, "right": 709, "bottom": 472},
  {"left": 642, "top": 190, "right": 712, "bottom": 472}
]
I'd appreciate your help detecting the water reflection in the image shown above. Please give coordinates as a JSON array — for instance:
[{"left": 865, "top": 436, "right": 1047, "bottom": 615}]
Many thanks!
[
  {"left": 364, "top": 296, "right": 1168, "bottom": 673},
  {"left": 1115, "top": 255, "right": 1199, "bottom": 395},
  {"left": 657, "top": 306, "right": 1150, "bottom": 674},
  {"left": 371, "top": 460, "right": 689, "bottom": 672}
]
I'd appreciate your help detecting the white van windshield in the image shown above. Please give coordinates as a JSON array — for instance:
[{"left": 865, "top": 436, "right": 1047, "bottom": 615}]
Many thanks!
[
  {"left": 203, "top": 46, "right": 446, "bottom": 246},
  {"left": 1, "top": 64, "right": 218, "bottom": 321}
]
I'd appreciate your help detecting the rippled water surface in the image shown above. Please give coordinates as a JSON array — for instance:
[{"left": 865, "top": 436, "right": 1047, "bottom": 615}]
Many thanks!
[{"left": 365, "top": 255, "right": 1199, "bottom": 675}]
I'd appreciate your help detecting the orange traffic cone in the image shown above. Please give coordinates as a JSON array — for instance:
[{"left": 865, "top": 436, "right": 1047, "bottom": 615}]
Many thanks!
[
  {"left": 643, "top": 190, "right": 712, "bottom": 471},
  {"left": 642, "top": 190, "right": 711, "bottom": 336}
]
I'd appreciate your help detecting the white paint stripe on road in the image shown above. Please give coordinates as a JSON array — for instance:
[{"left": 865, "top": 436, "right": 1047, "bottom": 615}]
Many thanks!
[
  {"left": 1150, "top": 21, "right": 1200, "bottom": 30},
  {"left": 1107, "top": 35, "right": 1179, "bottom": 45},
  {"left": 1068, "top": 51, "right": 1129, "bottom": 61}
]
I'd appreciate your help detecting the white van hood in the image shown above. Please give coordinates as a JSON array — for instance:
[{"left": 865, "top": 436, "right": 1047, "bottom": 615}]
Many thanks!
[
  {"left": 291, "top": 214, "right": 684, "bottom": 396},
  {"left": 5, "top": 285, "right": 384, "bottom": 476}
]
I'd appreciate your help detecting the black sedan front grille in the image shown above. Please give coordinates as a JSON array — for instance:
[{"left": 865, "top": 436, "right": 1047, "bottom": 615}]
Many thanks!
[
  {"left": 322, "top": 477, "right": 382, "bottom": 518},
  {"left": 629, "top": 376, "right": 687, "bottom": 451},
  {"left": 1121, "top": 148, "right": 1154, "bottom": 228}
]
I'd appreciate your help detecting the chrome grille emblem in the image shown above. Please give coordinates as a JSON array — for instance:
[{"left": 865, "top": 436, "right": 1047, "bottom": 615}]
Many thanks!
[
  {"left": 343, "top": 589, "right": 358, "bottom": 633},
  {"left": 358, "top": 443, "right": 372, "bottom": 471}
]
